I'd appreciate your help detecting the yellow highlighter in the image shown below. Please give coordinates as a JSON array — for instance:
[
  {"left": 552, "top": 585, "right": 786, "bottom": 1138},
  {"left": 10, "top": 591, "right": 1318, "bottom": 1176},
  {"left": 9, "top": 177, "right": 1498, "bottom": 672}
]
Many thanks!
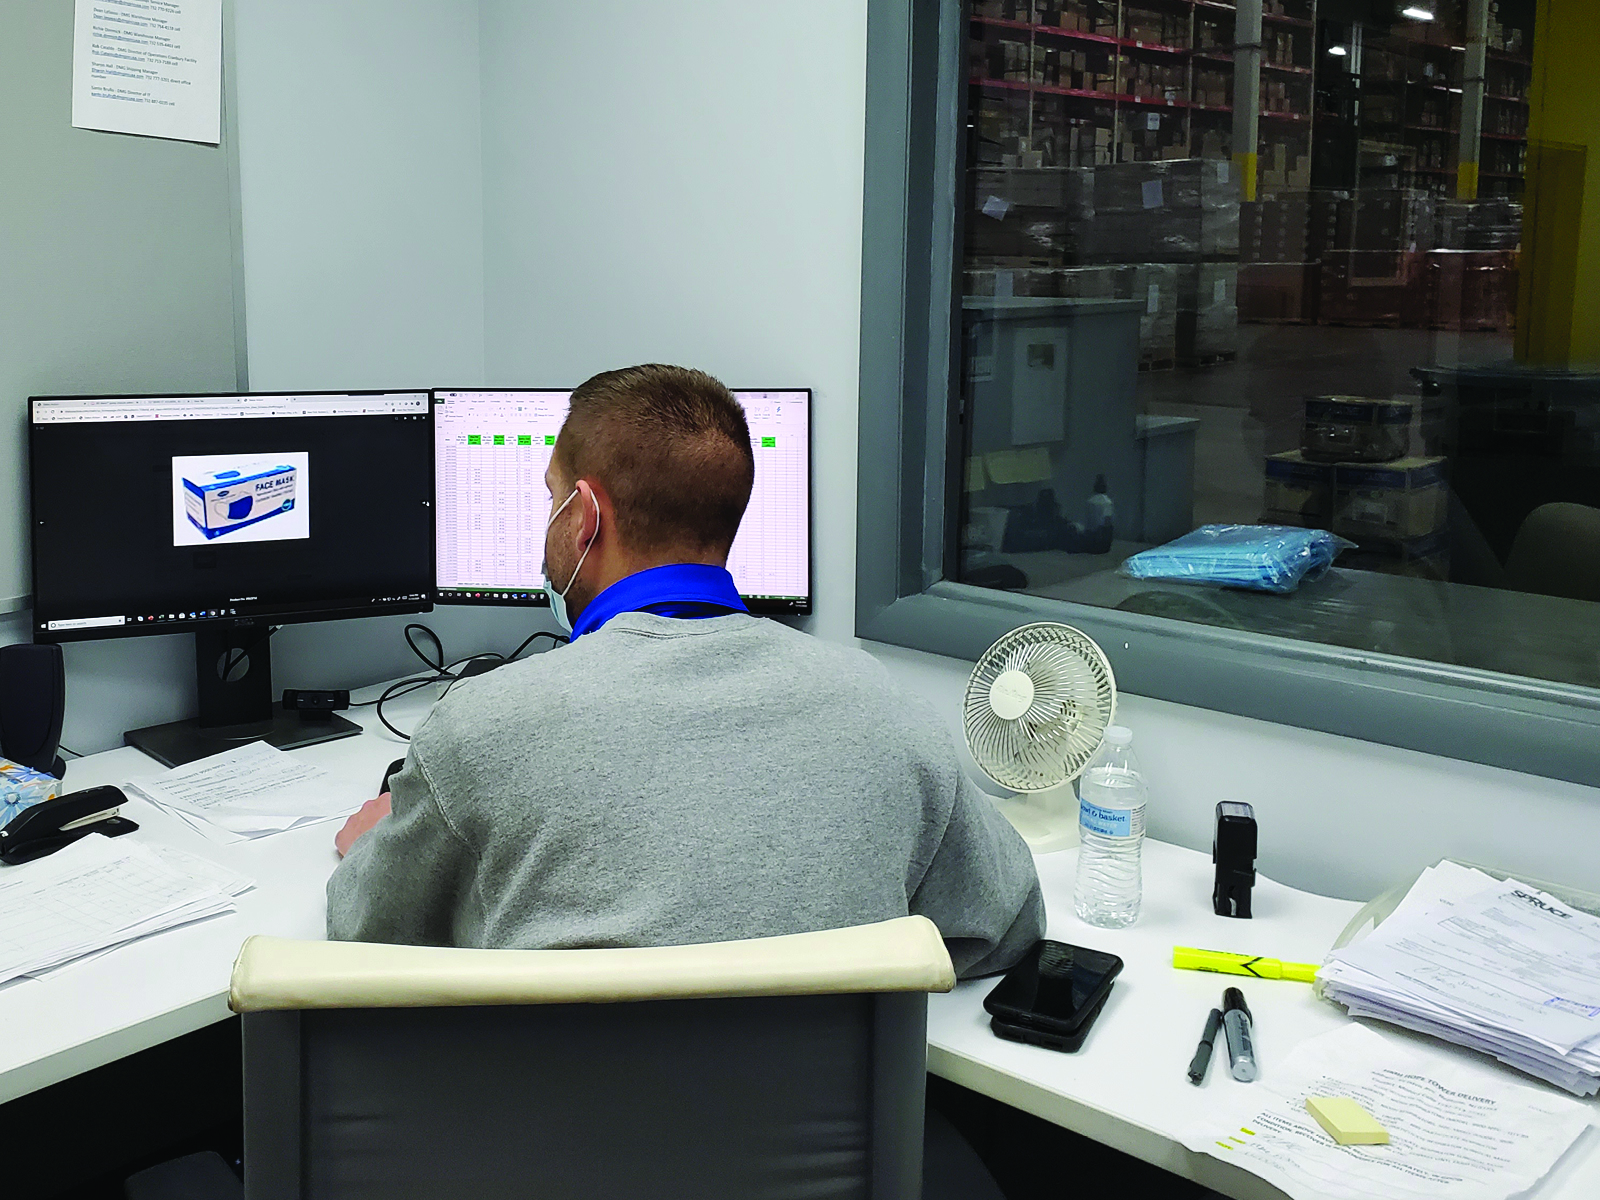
[{"left": 1173, "top": 946, "right": 1320, "bottom": 983}]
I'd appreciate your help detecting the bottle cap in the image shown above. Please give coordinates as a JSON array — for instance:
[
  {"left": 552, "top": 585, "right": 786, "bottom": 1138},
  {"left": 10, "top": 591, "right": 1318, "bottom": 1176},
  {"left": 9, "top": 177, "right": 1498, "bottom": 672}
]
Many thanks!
[{"left": 1103, "top": 725, "right": 1132, "bottom": 747}]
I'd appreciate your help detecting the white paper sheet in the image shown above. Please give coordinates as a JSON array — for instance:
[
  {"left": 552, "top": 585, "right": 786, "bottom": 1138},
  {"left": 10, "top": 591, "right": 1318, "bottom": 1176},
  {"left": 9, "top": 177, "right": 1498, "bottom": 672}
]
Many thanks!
[
  {"left": 71, "top": 0, "right": 222, "bottom": 145},
  {"left": 1320, "top": 865, "right": 1600, "bottom": 1094},
  {"left": 124, "top": 741, "right": 358, "bottom": 839},
  {"left": 0, "top": 835, "right": 240, "bottom": 984},
  {"left": 1186, "top": 1024, "right": 1594, "bottom": 1200}
]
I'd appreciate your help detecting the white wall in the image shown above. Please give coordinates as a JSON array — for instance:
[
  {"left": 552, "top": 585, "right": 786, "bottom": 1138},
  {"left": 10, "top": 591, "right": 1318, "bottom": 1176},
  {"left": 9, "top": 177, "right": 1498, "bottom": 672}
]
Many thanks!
[
  {"left": 873, "top": 643, "right": 1600, "bottom": 901},
  {"left": 234, "top": 0, "right": 488, "bottom": 391},
  {"left": 478, "top": 0, "right": 868, "bottom": 644}
]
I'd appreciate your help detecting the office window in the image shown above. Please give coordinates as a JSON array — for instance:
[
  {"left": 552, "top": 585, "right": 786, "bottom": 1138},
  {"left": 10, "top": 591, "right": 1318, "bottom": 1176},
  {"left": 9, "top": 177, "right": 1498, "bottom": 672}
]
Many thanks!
[{"left": 858, "top": 0, "right": 1600, "bottom": 786}]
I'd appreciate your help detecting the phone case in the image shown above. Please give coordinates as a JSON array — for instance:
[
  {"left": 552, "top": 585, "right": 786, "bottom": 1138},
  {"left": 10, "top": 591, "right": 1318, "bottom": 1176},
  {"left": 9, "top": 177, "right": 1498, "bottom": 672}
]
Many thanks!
[
  {"left": 989, "top": 986, "right": 1113, "bottom": 1053},
  {"left": 983, "top": 940, "right": 1123, "bottom": 1050}
]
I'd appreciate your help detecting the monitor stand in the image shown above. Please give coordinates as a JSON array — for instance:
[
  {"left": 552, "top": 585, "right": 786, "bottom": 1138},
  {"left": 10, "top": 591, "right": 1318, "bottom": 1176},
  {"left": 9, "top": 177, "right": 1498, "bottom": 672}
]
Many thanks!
[{"left": 125, "top": 623, "right": 361, "bottom": 768}]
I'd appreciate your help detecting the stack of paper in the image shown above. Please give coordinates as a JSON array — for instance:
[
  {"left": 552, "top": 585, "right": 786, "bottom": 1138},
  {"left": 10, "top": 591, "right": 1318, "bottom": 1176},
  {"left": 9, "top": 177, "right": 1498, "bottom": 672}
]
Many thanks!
[
  {"left": 1186, "top": 1023, "right": 1593, "bottom": 1200},
  {"left": 124, "top": 741, "right": 356, "bottom": 841},
  {"left": 1320, "top": 861, "right": 1600, "bottom": 1096},
  {"left": 0, "top": 834, "right": 253, "bottom": 985}
]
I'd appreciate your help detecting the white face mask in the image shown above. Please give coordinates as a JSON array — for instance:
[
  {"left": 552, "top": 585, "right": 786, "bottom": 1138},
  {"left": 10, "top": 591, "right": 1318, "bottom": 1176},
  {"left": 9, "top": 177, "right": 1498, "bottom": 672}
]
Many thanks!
[{"left": 542, "top": 486, "right": 599, "bottom": 632}]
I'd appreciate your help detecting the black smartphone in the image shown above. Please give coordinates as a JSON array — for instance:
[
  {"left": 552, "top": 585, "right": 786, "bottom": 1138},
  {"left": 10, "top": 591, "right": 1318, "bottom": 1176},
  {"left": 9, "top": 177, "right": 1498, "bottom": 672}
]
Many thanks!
[{"left": 983, "top": 940, "right": 1124, "bottom": 1052}]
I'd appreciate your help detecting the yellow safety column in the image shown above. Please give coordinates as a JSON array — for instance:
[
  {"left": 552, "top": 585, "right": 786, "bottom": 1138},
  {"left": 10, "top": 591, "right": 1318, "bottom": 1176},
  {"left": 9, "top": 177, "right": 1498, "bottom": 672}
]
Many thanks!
[
  {"left": 1232, "top": 0, "right": 1262, "bottom": 201},
  {"left": 1517, "top": 0, "right": 1599, "bottom": 365},
  {"left": 1457, "top": 0, "right": 1488, "bottom": 200}
]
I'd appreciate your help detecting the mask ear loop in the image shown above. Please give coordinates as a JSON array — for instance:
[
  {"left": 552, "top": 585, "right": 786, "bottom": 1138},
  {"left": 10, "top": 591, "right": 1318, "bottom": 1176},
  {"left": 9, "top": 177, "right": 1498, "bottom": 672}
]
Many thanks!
[{"left": 559, "top": 487, "right": 601, "bottom": 597}]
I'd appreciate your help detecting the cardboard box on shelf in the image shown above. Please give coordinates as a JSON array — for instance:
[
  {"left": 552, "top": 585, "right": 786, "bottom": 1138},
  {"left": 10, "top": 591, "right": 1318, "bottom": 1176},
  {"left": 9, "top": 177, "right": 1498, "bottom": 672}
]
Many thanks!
[
  {"left": 1081, "top": 208, "right": 1239, "bottom": 261},
  {"left": 1106, "top": 263, "right": 1182, "bottom": 363},
  {"left": 1332, "top": 457, "right": 1448, "bottom": 541},
  {"left": 1302, "top": 396, "right": 1416, "bottom": 464},
  {"left": 1318, "top": 251, "right": 1425, "bottom": 326},
  {"left": 1093, "top": 158, "right": 1237, "bottom": 213},
  {"left": 1177, "top": 262, "right": 1238, "bottom": 359},
  {"left": 972, "top": 167, "right": 1094, "bottom": 216},
  {"left": 1425, "top": 249, "right": 1518, "bottom": 332},
  {"left": 1238, "top": 262, "right": 1319, "bottom": 323},
  {"left": 1434, "top": 199, "right": 1522, "bottom": 251},
  {"left": 1264, "top": 451, "right": 1334, "bottom": 524}
]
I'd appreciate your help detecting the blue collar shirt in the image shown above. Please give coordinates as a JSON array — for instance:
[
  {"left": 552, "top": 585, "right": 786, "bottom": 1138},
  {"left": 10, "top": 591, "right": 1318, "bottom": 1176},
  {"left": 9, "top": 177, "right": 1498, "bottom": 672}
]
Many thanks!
[{"left": 567, "top": 563, "right": 748, "bottom": 640}]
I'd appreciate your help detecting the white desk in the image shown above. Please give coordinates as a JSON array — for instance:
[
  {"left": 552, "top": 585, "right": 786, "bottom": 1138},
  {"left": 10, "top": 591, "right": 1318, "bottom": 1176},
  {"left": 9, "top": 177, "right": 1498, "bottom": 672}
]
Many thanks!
[
  {"left": 929, "top": 843, "right": 1600, "bottom": 1199},
  {"left": 3, "top": 687, "right": 1597, "bottom": 1200},
  {"left": 0, "top": 682, "right": 424, "bottom": 1106}
]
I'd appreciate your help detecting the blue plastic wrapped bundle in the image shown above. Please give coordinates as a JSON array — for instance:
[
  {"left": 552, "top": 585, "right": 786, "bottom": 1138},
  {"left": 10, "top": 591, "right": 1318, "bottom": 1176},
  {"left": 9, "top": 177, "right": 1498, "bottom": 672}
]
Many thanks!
[
  {"left": 1119, "top": 524, "right": 1355, "bottom": 594},
  {"left": 1, "top": 758, "right": 61, "bottom": 827}
]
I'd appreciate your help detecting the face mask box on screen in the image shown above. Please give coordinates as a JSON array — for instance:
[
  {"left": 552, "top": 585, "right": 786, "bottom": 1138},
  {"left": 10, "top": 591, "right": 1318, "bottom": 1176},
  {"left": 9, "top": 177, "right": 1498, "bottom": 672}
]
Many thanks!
[{"left": 183, "top": 461, "right": 298, "bottom": 539}]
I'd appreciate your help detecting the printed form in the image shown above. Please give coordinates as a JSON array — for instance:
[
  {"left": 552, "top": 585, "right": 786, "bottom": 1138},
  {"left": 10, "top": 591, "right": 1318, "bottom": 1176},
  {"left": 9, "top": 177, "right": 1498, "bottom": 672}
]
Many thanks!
[
  {"left": 1186, "top": 1024, "right": 1594, "bottom": 1200},
  {"left": 124, "top": 741, "right": 361, "bottom": 841},
  {"left": 1321, "top": 862, "right": 1600, "bottom": 1093}
]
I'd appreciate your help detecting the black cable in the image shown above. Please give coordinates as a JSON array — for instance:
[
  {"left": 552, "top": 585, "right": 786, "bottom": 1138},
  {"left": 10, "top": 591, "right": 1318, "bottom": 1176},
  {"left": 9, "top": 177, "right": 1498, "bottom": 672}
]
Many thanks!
[
  {"left": 374, "top": 675, "right": 439, "bottom": 740},
  {"left": 367, "top": 624, "right": 566, "bottom": 740},
  {"left": 404, "top": 623, "right": 446, "bottom": 674},
  {"left": 58, "top": 745, "right": 83, "bottom": 760},
  {"left": 509, "top": 630, "right": 567, "bottom": 659}
]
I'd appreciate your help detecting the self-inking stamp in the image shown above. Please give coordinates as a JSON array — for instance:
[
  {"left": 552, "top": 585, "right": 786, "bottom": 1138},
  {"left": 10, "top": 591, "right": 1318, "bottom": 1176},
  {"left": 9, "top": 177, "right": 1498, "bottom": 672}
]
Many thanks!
[{"left": 1212, "top": 800, "right": 1257, "bottom": 918}]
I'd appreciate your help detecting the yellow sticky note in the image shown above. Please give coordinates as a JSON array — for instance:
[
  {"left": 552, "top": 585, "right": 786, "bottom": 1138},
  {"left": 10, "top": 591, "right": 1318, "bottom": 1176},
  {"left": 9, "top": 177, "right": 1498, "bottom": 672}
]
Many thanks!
[{"left": 1306, "top": 1096, "right": 1389, "bottom": 1146}]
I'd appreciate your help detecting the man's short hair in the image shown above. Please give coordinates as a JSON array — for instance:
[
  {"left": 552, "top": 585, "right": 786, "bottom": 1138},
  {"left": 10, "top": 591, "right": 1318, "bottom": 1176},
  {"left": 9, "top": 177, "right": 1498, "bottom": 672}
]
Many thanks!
[{"left": 555, "top": 365, "right": 754, "bottom": 555}]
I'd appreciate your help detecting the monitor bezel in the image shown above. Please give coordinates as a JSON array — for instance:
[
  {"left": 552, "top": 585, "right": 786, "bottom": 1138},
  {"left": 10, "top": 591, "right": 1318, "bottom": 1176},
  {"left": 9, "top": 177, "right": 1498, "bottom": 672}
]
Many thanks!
[
  {"left": 28, "top": 389, "right": 436, "bottom": 645},
  {"left": 429, "top": 386, "right": 814, "bottom": 616}
]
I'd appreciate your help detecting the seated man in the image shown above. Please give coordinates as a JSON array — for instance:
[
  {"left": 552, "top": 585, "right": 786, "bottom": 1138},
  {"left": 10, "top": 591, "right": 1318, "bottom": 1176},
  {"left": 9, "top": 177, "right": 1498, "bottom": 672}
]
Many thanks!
[{"left": 328, "top": 363, "right": 1042, "bottom": 980}]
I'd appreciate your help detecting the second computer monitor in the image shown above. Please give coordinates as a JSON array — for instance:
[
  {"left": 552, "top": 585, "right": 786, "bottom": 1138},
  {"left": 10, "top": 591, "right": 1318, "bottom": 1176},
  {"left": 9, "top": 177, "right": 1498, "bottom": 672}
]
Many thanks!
[{"left": 433, "top": 388, "right": 811, "bottom": 614}]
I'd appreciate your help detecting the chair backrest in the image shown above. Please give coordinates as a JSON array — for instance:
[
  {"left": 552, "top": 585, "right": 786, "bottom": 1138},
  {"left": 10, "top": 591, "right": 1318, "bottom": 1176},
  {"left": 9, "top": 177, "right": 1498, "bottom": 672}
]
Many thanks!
[
  {"left": 1504, "top": 501, "right": 1600, "bottom": 603},
  {"left": 230, "top": 918, "right": 956, "bottom": 1200}
]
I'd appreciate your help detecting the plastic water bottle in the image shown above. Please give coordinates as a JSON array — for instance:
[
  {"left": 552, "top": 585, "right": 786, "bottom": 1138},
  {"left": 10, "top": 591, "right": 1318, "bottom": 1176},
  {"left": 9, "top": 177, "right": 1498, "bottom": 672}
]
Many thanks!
[{"left": 1073, "top": 726, "right": 1147, "bottom": 928}]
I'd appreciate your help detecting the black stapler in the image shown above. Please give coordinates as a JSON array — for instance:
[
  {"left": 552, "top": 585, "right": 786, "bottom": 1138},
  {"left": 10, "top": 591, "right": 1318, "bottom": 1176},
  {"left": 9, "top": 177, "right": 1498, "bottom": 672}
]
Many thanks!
[{"left": 0, "top": 785, "right": 140, "bottom": 866}]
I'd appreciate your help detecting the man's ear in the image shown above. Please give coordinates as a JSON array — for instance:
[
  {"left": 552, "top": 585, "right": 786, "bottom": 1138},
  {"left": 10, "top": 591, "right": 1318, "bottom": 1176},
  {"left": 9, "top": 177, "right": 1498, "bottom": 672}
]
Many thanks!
[{"left": 573, "top": 478, "right": 603, "bottom": 544}]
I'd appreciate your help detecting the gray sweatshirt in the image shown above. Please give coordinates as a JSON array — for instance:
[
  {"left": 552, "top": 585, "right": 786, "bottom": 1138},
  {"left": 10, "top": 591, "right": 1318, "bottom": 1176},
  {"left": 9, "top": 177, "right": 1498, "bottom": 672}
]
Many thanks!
[{"left": 327, "top": 612, "right": 1044, "bottom": 978}]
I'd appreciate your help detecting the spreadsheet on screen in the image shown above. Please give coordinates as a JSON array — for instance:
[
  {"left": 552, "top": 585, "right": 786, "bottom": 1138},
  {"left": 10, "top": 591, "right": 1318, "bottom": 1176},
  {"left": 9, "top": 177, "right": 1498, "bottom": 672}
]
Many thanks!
[{"left": 433, "top": 389, "right": 810, "bottom": 612}]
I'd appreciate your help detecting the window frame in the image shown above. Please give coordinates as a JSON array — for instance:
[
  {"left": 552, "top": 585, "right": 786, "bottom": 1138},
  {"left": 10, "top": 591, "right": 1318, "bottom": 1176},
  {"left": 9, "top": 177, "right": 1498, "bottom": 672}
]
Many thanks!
[{"left": 855, "top": 0, "right": 1600, "bottom": 789}]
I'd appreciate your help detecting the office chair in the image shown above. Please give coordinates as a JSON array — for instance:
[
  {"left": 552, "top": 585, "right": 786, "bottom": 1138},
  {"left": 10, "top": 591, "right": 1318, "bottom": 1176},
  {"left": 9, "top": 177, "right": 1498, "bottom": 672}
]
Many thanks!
[
  {"left": 131, "top": 917, "right": 955, "bottom": 1200},
  {"left": 1504, "top": 501, "right": 1600, "bottom": 603}
]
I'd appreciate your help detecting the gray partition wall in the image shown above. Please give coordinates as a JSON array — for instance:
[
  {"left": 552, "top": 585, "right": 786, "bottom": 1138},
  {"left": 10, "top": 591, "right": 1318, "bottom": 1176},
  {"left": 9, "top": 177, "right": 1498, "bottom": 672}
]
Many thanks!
[{"left": 0, "top": 0, "right": 246, "bottom": 612}]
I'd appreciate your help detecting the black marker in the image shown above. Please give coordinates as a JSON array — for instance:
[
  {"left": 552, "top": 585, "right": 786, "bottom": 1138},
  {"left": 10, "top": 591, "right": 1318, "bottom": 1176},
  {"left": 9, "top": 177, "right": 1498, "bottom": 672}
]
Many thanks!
[
  {"left": 1187, "top": 1008, "right": 1224, "bottom": 1085},
  {"left": 1223, "top": 987, "right": 1258, "bottom": 1082}
]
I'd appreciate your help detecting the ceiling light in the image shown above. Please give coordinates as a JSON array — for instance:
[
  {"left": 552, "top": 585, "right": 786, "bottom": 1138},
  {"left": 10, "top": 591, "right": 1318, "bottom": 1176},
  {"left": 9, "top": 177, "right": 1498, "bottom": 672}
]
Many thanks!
[
  {"left": 1401, "top": 6, "right": 1435, "bottom": 19},
  {"left": 1328, "top": 44, "right": 1349, "bottom": 56}
]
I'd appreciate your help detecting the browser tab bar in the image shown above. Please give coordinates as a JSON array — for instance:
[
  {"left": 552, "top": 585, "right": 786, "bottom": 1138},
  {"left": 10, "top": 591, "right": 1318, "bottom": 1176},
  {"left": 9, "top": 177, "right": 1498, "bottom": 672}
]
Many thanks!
[{"left": 31, "top": 392, "right": 429, "bottom": 424}]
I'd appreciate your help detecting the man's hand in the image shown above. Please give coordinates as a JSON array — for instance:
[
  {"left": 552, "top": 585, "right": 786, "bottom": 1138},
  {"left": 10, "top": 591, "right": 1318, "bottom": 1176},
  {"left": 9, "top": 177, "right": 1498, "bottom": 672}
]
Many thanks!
[{"left": 336, "top": 793, "right": 392, "bottom": 857}]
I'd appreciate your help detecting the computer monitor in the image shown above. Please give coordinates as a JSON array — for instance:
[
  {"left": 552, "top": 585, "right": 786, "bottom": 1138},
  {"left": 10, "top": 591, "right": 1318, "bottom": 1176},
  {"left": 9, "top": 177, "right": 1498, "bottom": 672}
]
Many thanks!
[
  {"left": 29, "top": 390, "right": 434, "bottom": 765},
  {"left": 432, "top": 388, "right": 811, "bottom": 613}
]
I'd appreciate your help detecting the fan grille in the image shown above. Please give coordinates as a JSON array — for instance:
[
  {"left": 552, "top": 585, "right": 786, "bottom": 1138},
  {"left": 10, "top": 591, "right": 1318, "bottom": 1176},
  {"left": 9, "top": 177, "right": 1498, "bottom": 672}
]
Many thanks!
[{"left": 963, "top": 622, "right": 1117, "bottom": 792}]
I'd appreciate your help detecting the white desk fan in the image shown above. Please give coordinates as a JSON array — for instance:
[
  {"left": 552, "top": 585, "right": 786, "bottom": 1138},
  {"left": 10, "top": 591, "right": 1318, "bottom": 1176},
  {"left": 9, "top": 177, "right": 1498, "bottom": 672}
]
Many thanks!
[{"left": 963, "top": 621, "right": 1117, "bottom": 852}]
